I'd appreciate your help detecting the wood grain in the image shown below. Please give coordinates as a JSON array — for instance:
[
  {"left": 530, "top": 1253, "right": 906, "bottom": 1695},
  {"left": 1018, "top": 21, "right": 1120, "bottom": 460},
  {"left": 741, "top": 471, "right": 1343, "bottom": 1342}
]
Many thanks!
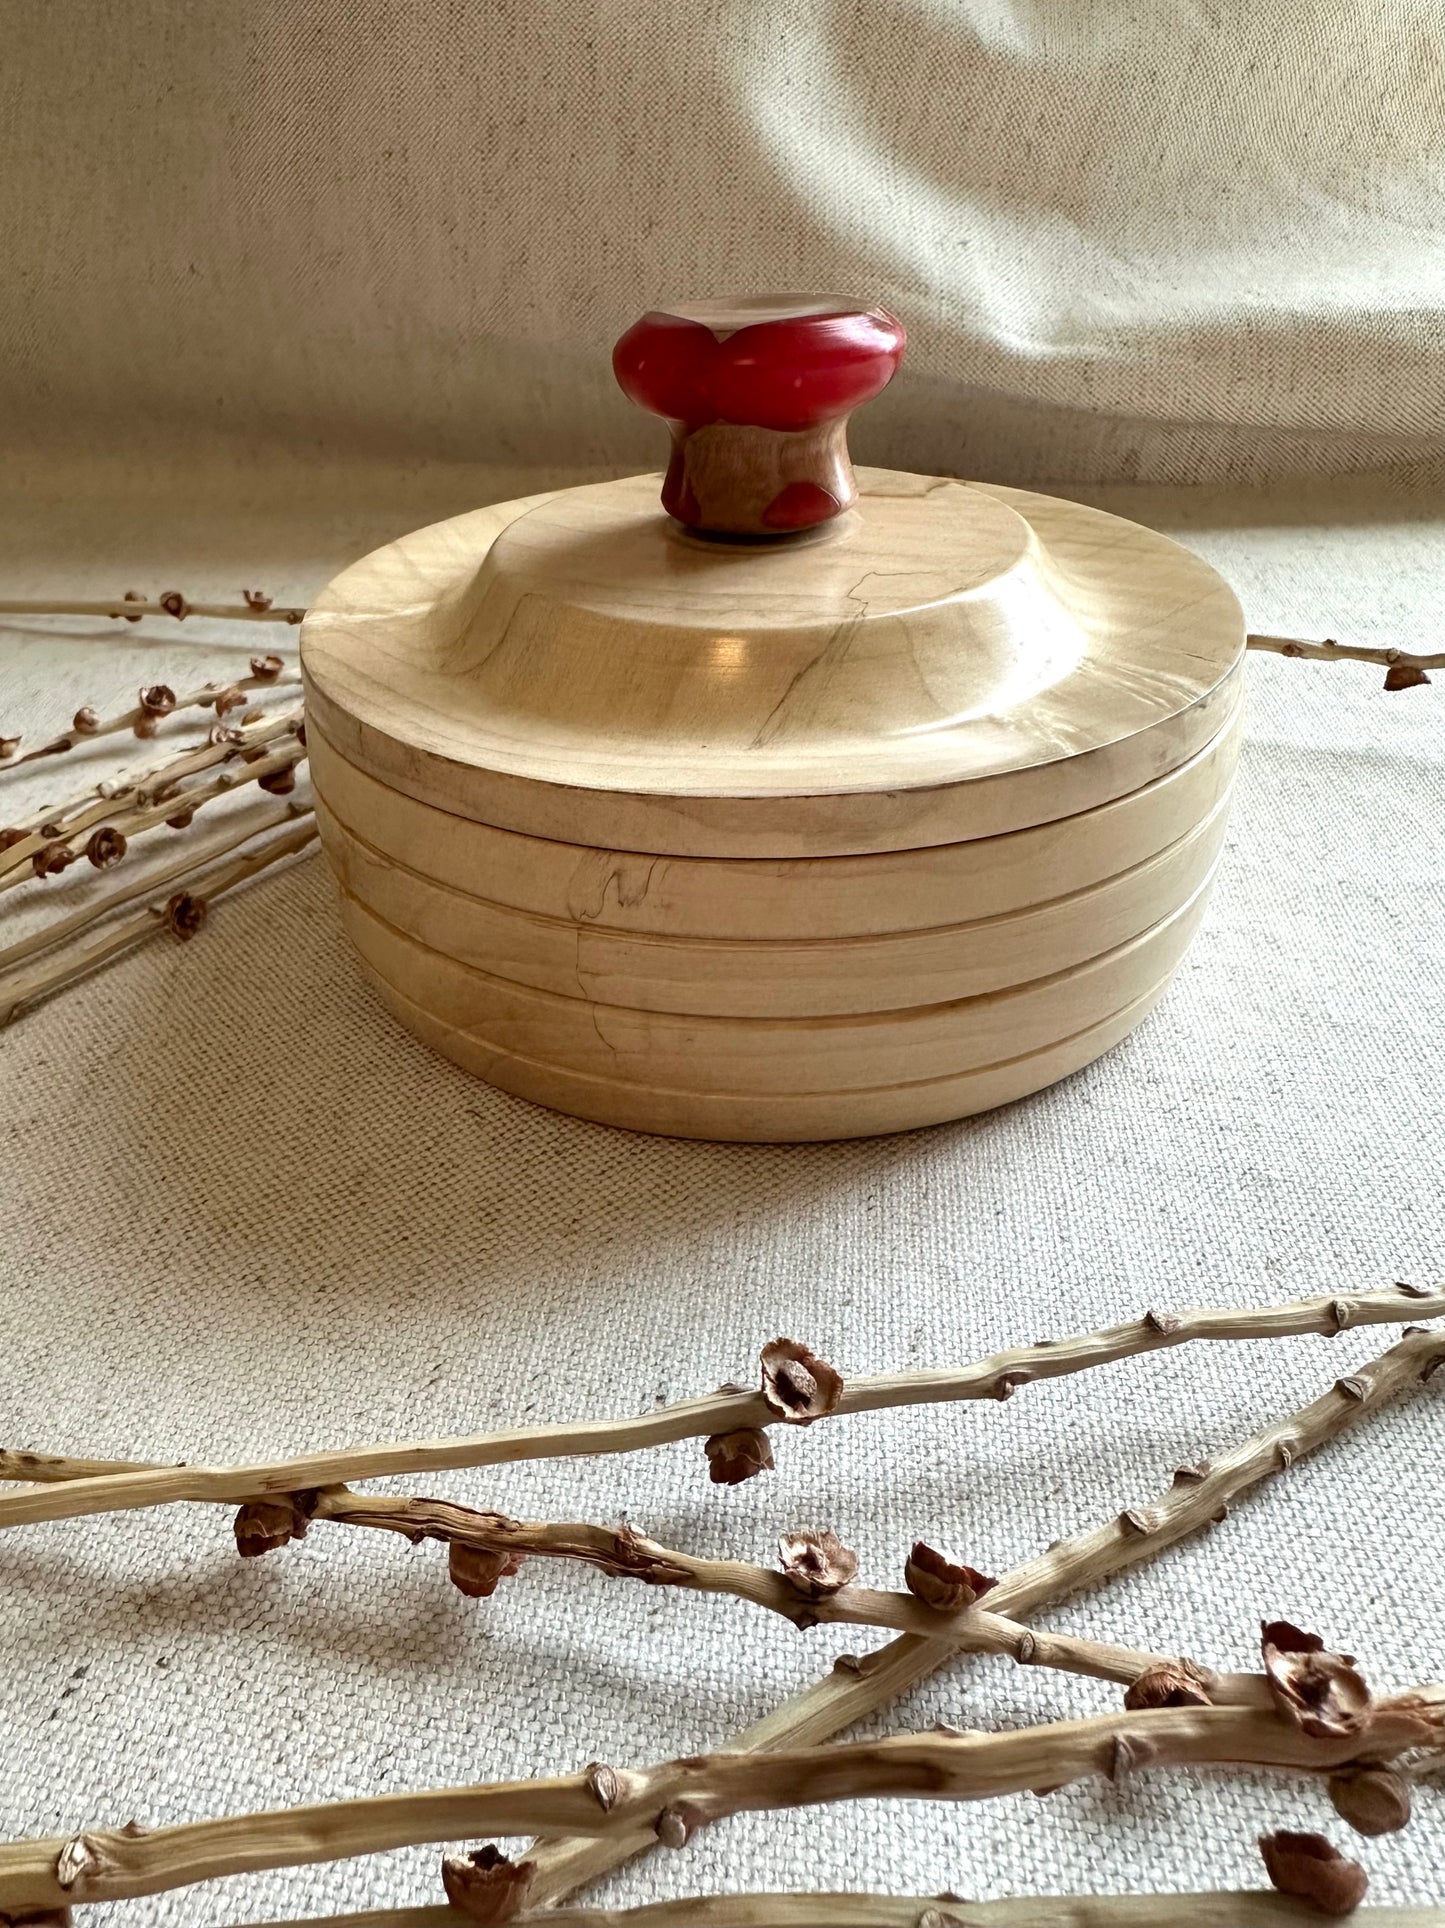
[
  {"left": 355, "top": 964, "right": 1176, "bottom": 1139},
  {"left": 317, "top": 789, "right": 1229, "bottom": 1018},
  {"left": 306, "top": 697, "right": 1241, "bottom": 940},
  {"left": 333, "top": 861, "right": 1214, "bottom": 1135},
  {"left": 301, "top": 470, "right": 1246, "bottom": 857}
]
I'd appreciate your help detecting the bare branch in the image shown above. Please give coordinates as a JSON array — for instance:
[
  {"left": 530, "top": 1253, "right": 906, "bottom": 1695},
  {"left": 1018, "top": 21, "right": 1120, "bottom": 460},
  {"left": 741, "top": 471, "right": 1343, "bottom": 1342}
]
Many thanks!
[
  {"left": 0, "top": 596, "right": 304, "bottom": 626},
  {"left": 0, "top": 1690, "right": 1439, "bottom": 1913},
  {"left": 0, "top": 816, "right": 318, "bottom": 1026},
  {"left": 0, "top": 801, "right": 300, "bottom": 975},
  {"left": 217, "top": 1894, "right": 1445, "bottom": 1928},
  {"left": 524, "top": 1328, "right": 1445, "bottom": 1905},
  {"left": 0, "top": 704, "right": 303, "bottom": 882},
  {"left": 2, "top": 667, "right": 299, "bottom": 769},
  {"left": 1247, "top": 633, "right": 1439, "bottom": 688},
  {"left": 0, "top": 1289, "right": 1437, "bottom": 1533}
]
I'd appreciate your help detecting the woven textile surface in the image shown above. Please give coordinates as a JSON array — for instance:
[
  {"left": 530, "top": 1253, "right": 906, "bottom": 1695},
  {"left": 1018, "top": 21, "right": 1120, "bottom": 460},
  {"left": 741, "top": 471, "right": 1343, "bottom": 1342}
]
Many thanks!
[
  {"left": 3, "top": 0, "right": 1445, "bottom": 1918},
  {"left": 1, "top": 453, "right": 1443, "bottom": 1923}
]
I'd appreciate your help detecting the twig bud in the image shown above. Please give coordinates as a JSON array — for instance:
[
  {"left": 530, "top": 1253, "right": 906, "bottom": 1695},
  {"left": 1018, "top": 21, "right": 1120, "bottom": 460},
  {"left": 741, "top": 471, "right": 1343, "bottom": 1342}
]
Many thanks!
[
  {"left": 32, "top": 841, "right": 74, "bottom": 878},
  {"left": 1261, "top": 1620, "right": 1371, "bottom": 1739},
  {"left": 440, "top": 1844, "right": 535, "bottom": 1923},
  {"left": 992, "top": 1369, "right": 1032, "bottom": 1399},
  {"left": 1328, "top": 1764, "right": 1412, "bottom": 1836},
  {"left": 1171, "top": 1461, "right": 1211, "bottom": 1485},
  {"left": 703, "top": 1427, "right": 774, "bottom": 1485},
  {"left": 1123, "top": 1662, "right": 1213, "bottom": 1709},
  {"left": 243, "top": 591, "right": 274, "bottom": 613},
  {"left": 759, "top": 1337, "right": 843, "bottom": 1425},
  {"left": 904, "top": 1541, "right": 997, "bottom": 1613},
  {"left": 84, "top": 826, "right": 126, "bottom": 871},
  {"left": 55, "top": 1834, "right": 100, "bottom": 1890},
  {"left": 250, "top": 651, "right": 284, "bottom": 677},
  {"left": 448, "top": 1542, "right": 523, "bottom": 1598},
  {"left": 212, "top": 685, "right": 248, "bottom": 717},
  {"left": 1144, "top": 1309, "right": 1182, "bottom": 1334},
  {"left": 162, "top": 891, "right": 208, "bottom": 940},
  {"left": 72, "top": 707, "right": 100, "bottom": 735},
  {"left": 234, "top": 1491, "right": 317, "bottom": 1557},
  {"left": 654, "top": 1804, "right": 690, "bottom": 1849},
  {"left": 1384, "top": 662, "right": 1430, "bottom": 690},
  {"left": 584, "top": 1761, "right": 620, "bottom": 1811},
  {"left": 121, "top": 589, "right": 147, "bottom": 622},
  {"left": 139, "top": 684, "right": 177, "bottom": 716},
  {"left": 777, "top": 1528, "right": 858, "bottom": 1598},
  {"left": 157, "top": 593, "right": 189, "bottom": 621},
  {"left": 0, "top": 736, "right": 19, "bottom": 760},
  {"left": 258, "top": 765, "right": 298, "bottom": 795},
  {"left": 1105, "top": 1732, "right": 1155, "bottom": 1779},
  {"left": 1119, "top": 1508, "right": 1158, "bottom": 1536},
  {"left": 1259, "top": 1830, "right": 1369, "bottom": 1916}
]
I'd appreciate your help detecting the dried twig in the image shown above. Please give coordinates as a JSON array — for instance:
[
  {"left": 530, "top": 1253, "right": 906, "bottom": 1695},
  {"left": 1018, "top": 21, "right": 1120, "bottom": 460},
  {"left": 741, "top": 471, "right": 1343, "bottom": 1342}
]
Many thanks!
[
  {"left": 1, "top": 706, "right": 295, "bottom": 831},
  {"left": 2, "top": 664, "right": 299, "bottom": 768},
  {"left": 1246, "top": 634, "right": 1439, "bottom": 689},
  {"left": 1, "top": 1687, "right": 1439, "bottom": 1912},
  {"left": 0, "top": 1451, "right": 1252, "bottom": 1702},
  {"left": 522, "top": 1327, "right": 1445, "bottom": 1905},
  {"left": 527, "top": 1898, "right": 1443, "bottom": 1928},
  {"left": 218, "top": 1899, "right": 1445, "bottom": 1928},
  {"left": 0, "top": 594, "right": 304, "bottom": 625},
  {"left": 311, "top": 1492, "right": 1268, "bottom": 1703},
  {"left": 0, "top": 1288, "right": 1435, "bottom": 1534},
  {"left": 0, "top": 704, "right": 303, "bottom": 880},
  {"left": 0, "top": 734, "right": 306, "bottom": 896},
  {"left": 0, "top": 801, "right": 301, "bottom": 974},
  {"left": 0, "top": 816, "right": 318, "bottom": 1026}
]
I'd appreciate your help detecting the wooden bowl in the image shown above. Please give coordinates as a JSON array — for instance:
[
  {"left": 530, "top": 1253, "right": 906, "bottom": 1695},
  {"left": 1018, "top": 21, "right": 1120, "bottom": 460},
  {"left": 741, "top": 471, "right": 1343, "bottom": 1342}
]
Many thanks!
[{"left": 301, "top": 469, "right": 1244, "bottom": 1139}]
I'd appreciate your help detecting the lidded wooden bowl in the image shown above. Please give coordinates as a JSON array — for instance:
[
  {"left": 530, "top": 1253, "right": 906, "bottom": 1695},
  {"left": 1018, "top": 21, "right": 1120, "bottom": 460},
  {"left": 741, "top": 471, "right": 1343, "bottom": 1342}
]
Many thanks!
[{"left": 301, "top": 297, "right": 1246, "bottom": 1140}]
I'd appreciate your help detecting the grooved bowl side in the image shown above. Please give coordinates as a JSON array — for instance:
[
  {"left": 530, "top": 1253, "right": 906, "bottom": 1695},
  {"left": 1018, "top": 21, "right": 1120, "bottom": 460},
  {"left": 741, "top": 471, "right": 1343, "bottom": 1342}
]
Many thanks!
[{"left": 336, "top": 857, "right": 1219, "bottom": 1101}]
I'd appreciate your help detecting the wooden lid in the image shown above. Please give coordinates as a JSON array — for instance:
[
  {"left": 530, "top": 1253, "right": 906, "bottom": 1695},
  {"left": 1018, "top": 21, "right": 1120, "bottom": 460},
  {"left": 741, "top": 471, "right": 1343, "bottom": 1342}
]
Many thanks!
[{"left": 301, "top": 468, "right": 1245, "bottom": 858}]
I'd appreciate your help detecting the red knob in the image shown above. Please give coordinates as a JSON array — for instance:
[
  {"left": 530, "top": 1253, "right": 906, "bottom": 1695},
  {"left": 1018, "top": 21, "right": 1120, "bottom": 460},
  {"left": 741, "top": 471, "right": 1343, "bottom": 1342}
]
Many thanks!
[{"left": 614, "top": 296, "right": 906, "bottom": 537}]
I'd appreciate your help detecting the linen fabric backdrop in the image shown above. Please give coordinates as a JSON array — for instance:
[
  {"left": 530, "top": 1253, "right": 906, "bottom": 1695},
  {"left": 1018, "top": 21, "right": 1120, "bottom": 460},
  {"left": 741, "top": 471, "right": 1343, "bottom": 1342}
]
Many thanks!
[{"left": 1, "top": 2, "right": 1444, "bottom": 1923}]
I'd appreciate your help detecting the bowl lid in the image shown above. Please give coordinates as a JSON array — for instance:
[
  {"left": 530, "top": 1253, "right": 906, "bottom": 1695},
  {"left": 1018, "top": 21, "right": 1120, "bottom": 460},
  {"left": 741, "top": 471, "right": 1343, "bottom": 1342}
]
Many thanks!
[{"left": 301, "top": 468, "right": 1245, "bottom": 858}]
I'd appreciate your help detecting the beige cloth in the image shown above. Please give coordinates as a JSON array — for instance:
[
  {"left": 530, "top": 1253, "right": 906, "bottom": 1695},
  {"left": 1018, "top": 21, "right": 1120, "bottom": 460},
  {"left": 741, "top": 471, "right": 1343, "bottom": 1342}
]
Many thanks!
[
  {"left": 3, "top": 1, "right": 1445, "bottom": 1919},
  {"left": 3, "top": 1, "right": 1445, "bottom": 484},
  {"left": 1, "top": 454, "right": 1443, "bottom": 1924}
]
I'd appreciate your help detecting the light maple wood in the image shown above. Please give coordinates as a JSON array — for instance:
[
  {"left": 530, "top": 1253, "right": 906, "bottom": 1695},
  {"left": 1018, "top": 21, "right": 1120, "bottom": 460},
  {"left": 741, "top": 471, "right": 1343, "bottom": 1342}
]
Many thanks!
[
  {"left": 306, "top": 699, "right": 1241, "bottom": 940},
  {"left": 300, "top": 470, "right": 1245, "bottom": 858},
  {"left": 339, "top": 869, "right": 1213, "bottom": 1092},
  {"left": 316, "top": 788, "right": 1229, "bottom": 1018},
  {"left": 303, "top": 465, "right": 1245, "bottom": 1128},
  {"left": 353, "top": 967, "right": 1182, "bottom": 1140}
]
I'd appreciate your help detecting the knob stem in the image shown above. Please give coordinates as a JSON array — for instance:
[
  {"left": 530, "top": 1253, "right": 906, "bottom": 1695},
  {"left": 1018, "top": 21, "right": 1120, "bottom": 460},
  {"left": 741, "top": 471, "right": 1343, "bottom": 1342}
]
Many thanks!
[{"left": 614, "top": 296, "right": 906, "bottom": 538}]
